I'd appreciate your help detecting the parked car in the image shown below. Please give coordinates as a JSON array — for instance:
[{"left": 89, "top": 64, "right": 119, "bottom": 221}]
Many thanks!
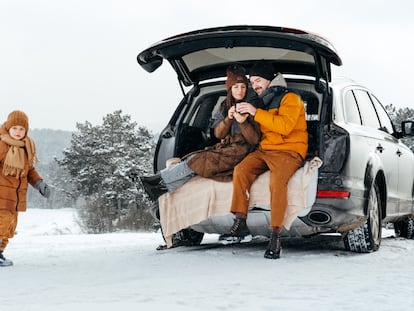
[{"left": 137, "top": 25, "right": 414, "bottom": 252}]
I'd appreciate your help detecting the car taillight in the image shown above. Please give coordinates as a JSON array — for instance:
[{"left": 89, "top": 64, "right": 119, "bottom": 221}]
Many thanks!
[{"left": 317, "top": 190, "right": 350, "bottom": 198}]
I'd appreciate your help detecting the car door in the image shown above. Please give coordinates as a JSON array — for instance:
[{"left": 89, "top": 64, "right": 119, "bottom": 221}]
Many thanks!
[
  {"left": 369, "top": 94, "right": 414, "bottom": 214},
  {"left": 352, "top": 89, "right": 400, "bottom": 215},
  {"left": 137, "top": 25, "right": 342, "bottom": 87}
]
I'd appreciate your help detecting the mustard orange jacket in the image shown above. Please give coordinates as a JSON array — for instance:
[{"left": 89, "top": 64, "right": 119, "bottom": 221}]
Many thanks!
[
  {"left": 254, "top": 91, "right": 308, "bottom": 159},
  {"left": 0, "top": 140, "right": 42, "bottom": 212}
]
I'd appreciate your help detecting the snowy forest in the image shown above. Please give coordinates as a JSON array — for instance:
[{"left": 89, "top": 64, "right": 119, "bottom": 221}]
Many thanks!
[
  {"left": 27, "top": 110, "right": 156, "bottom": 233},
  {"left": 27, "top": 105, "right": 414, "bottom": 233}
]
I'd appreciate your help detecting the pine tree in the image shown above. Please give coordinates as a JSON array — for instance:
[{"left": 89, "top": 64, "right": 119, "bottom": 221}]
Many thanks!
[
  {"left": 57, "top": 110, "right": 156, "bottom": 232},
  {"left": 27, "top": 129, "right": 76, "bottom": 209},
  {"left": 385, "top": 104, "right": 414, "bottom": 151}
]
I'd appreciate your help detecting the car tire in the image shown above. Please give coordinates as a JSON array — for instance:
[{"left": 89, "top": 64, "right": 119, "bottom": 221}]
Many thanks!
[
  {"left": 343, "top": 183, "right": 382, "bottom": 253},
  {"left": 154, "top": 201, "right": 204, "bottom": 247},
  {"left": 171, "top": 228, "right": 204, "bottom": 247},
  {"left": 394, "top": 217, "right": 414, "bottom": 239}
]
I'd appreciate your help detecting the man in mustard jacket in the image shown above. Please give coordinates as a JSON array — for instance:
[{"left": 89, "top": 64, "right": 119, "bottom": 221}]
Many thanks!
[{"left": 224, "top": 61, "right": 308, "bottom": 259}]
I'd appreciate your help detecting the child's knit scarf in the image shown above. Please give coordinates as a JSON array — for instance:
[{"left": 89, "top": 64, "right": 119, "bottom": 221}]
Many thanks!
[{"left": 0, "top": 131, "right": 38, "bottom": 178}]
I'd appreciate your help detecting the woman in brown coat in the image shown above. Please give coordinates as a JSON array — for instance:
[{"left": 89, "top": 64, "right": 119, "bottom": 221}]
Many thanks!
[
  {"left": 0, "top": 110, "right": 50, "bottom": 267},
  {"left": 139, "top": 64, "right": 261, "bottom": 201}
]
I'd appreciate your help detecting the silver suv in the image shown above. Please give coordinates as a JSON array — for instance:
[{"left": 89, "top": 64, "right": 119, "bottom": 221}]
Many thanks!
[{"left": 137, "top": 25, "right": 414, "bottom": 252}]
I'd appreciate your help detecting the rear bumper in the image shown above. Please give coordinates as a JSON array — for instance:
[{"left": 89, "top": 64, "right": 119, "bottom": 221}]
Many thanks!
[{"left": 191, "top": 197, "right": 367, "bottom": 237}]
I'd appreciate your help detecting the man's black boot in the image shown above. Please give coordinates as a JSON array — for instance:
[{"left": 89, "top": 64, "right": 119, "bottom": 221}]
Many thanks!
[
  {"left": 264, "top": 232, "right": 282, "bottom": 259},
  {"left": 139, "top": 173, "right": 168, "bottom": 201},
  {"left": 219, "top": 217, "right": 251, "bottom": 242},
  {"left": 229, "top": 218, "right": 250, "bottom": 236}
]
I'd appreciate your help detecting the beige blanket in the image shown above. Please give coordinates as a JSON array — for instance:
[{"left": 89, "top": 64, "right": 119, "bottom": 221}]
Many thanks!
[{"left": 159, "top": 157, "right": 322, "bottom": 247}]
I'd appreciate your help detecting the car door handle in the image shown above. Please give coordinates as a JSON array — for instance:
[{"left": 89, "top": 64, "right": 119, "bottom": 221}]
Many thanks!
[
  {"left": 396, "top": 149, "right": 402, "bottom": 157},
  {"left": 376, "top": 144, "right": 384, "bottom": 153}
]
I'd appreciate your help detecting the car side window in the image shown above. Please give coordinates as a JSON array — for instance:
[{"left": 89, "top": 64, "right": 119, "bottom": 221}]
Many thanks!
[
  {"left": 188, "top": 94, "right": 221, "bottom": 129},
  {"left": 344, "top": 90, "right": 361, "bottom": 125},
  {"left": 370, "top": 94, "right": 394, "bottom": 134},
  {"left": 353, "top": 89, "right": 381, "bottom": 129}
]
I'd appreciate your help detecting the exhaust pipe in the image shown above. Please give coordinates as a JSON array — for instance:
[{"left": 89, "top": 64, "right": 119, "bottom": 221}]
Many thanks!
[{"left": 307, "top": 211, "right": 331, "bottom": 225}]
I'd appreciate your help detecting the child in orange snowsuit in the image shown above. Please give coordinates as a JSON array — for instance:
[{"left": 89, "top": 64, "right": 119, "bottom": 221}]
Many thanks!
[{"left": 0, "top": 110, "right": 50, "bottom": 266}]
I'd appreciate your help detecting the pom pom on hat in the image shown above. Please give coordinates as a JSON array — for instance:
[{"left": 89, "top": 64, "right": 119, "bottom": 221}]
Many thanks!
[
  {"left": 249, "top": 61, "right": 275, "bottom": 81},
  {"left": 5, "top": 110, "right": 29, "bottom": 132},
  {"left": 225, "top": 64, "right": 248, "bottom": 91}
]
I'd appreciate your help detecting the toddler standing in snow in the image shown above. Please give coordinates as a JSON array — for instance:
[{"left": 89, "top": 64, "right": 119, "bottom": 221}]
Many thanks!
[{"left": 0, "top": 110, "right": 50, "bottom": 267}]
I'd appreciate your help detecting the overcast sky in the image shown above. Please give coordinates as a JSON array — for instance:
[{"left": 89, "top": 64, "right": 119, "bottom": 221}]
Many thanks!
[{"left": 1, "top": 0, "right": 413, "bottom": 133}]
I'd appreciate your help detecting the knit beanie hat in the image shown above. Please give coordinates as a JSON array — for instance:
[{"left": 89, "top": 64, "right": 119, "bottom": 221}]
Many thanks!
[
  {"left": 225, "top": 64, "right": 248, "bottom": 91},
  {"left": 5, "top": 110, "right": 29, "bottom": 133},
  {"left": 249, "top": 61, "right": 275, "bottom": 81}
]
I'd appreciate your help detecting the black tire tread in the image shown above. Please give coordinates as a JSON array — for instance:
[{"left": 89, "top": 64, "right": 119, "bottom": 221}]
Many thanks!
[
  {"left": 343, "top": 223, "right": 372, "bottom": 253},
  {"left": 394, "top": 217, "right": 414, "bottom": 239},
  {"left": 343, "top": 183, "right": 381, "bottom": 253}
]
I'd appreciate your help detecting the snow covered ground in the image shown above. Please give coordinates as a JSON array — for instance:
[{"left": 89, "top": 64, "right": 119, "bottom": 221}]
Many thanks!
[{"left": 2, "top": 208, "right": 414, "bottom": 311}]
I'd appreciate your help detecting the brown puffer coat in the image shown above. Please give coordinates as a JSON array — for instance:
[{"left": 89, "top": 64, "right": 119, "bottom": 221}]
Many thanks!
[
  {"left": 186, "top": 112, "right": 261, "bottom": 182},
  {"left": 0, "top": 138, "right": 42, "bottom": 212}
]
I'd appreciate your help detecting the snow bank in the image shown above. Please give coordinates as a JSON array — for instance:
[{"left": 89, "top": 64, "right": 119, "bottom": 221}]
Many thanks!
[{"left": 16, "top": 208, "right": 83, "bottom": 236}]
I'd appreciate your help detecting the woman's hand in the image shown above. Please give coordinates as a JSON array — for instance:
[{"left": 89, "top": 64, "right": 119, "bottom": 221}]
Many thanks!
[
  {"left": 228, "top": 105, "right": 236, "bottom": 119},
  {"left": 236, "top": 102, "right": 257, "bottom": 116},
  {"left": 234, "top": 112, "right": 249, "bottom": 123}
]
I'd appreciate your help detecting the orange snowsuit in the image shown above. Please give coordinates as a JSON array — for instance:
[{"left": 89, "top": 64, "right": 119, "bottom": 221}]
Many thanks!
[{"left": 0, "top": 127, "right": 42, "bottom": 251}]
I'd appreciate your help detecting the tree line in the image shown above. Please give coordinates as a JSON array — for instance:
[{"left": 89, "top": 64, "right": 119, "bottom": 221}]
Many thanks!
[{"left": 28, "top": 110, "right": 156, "bottom": 233}]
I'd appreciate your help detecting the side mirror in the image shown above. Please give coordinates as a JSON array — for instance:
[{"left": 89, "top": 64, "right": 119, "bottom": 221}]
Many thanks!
[{"left": 402, "top": 120, "right": 414, "bottom": 137}]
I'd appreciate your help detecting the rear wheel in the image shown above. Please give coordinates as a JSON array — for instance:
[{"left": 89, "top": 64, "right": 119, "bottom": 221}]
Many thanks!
[
  {"left": 172, "top": 228, "right": 204, "bottom": 247},
  {"left": 394, "top": 217, "right": 414, "bottom": 239},
  {"left": 155, "top": 201, "right": 204, "bottom": 247},
  {"left": 343, "top": 183, "right": 382, "bottom": 253}
]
